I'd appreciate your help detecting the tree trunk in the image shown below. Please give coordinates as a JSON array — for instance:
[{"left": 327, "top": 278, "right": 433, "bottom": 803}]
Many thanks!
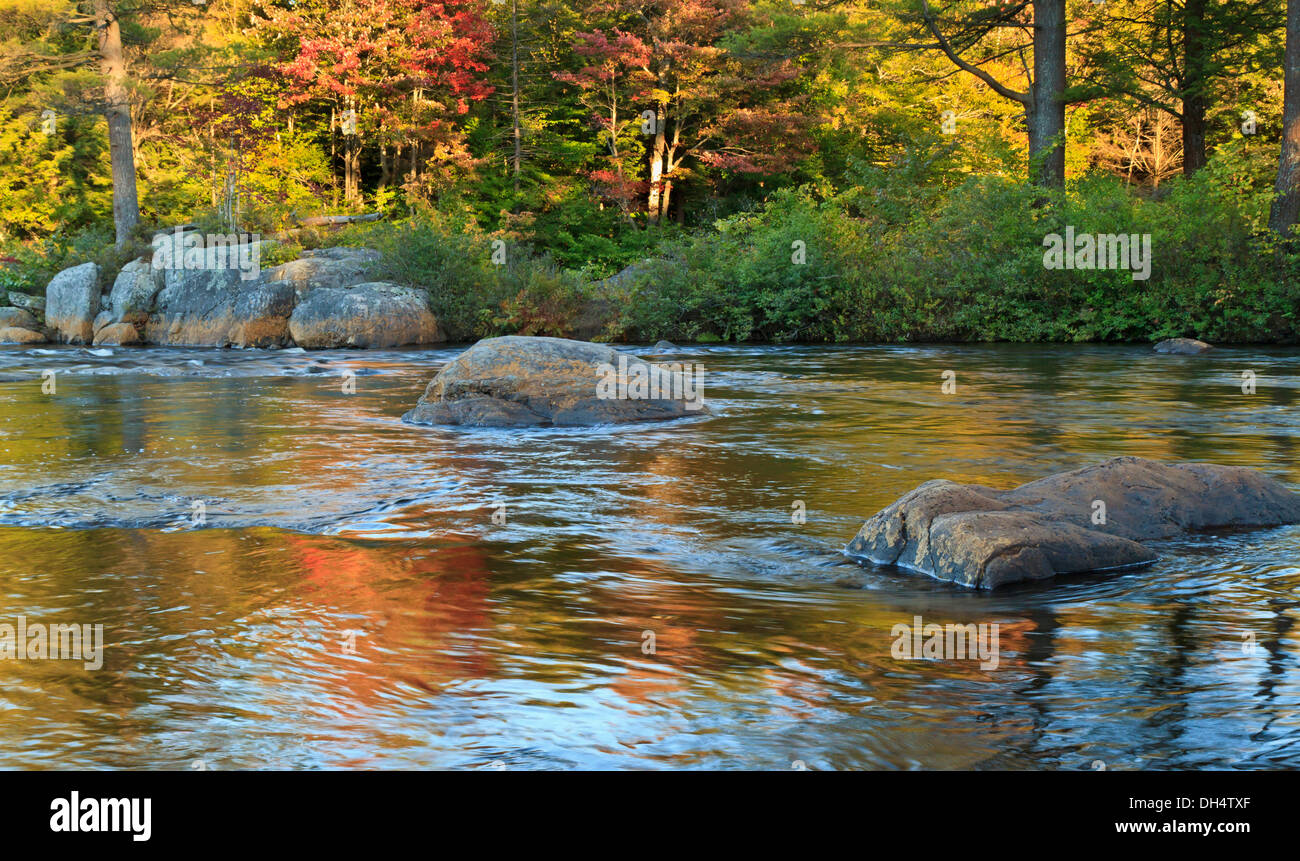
[
  {"left": 346, "top": 142, "right": 361, "bottom": 203},
  {"left": 511, "top": 0, "right": 522, "bottom": 191},
  {"left": 1182, "top": 0, "right": 1209, "bottom": 174},
  {"left": 647, "top": 109, "right": 667, "bottom": 222},
  {"left": 95, "top": 0, "right": 139, "bottom": 249},
  {"left": 344, "top": 97, "right": 360, "bottom": 203},
  {"left": 1029, "top": 0, "right": 1067, "bottom": 189},
  {"left": 1271, "top": 0, "right": 1300, "bottom": 235}
]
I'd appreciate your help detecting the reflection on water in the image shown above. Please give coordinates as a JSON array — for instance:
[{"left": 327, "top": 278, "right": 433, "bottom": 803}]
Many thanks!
[{"left": 1, "top": 342, "right": 1298, "bottom": 769}]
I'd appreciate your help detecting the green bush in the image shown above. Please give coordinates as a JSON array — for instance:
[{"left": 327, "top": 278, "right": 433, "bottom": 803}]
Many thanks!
[{"left": 600, "top": 164, "right": 1298, "bottom": 345}]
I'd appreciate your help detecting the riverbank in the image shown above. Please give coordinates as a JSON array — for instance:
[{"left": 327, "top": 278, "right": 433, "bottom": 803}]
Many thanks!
[{"left": 4, "top": 173, "right": 1298, "bottom": 349}]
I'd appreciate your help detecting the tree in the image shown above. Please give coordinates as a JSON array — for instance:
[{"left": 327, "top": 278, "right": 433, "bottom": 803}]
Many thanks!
[
  {"left": 0, "top": 0, "right": 231, "bottom": 245},
  {"left": 1076, "top": 0, "right": 1282, "bottom": 176},
  {"left": 915, "top": 0, "right": 1069, "bottom": 188},
  {"left": 1271, "top": 0, "right": 1300, "bottom": 235},
  {"left": 558, "top": 0, "right": 813, "bottom": 222},
  {"left": 93, "top": 0, "right": 138, "bottom": 247},
  {"left": 262, "top": 0, "right": 494, "bottom": 205}
]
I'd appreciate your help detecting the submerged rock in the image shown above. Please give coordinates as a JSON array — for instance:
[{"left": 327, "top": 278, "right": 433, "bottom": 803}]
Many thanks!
[
  {"left": 846, "top": 457, "right": 1300, "bottom": 589},
  {"left": 45, "top": 262, "right": 100, "bottom": 344},
  {"left": 288, "top": 282, "right": 442, "bottom": 348},
  {"left": 1153, "top": 337, "right": 1213, "bottom": 354},
  {"left": 402, "top": 335, "right": 707, "bottom": 427},
  {"left": 0, "top": 326, "right": 46, "bottom": 345}
]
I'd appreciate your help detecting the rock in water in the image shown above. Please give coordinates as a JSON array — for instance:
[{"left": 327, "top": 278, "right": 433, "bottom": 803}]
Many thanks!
[
  {"left": 107, "top": 258, "right": 163, "bottom": 326},
  {"left": 93, "top": 322, "right": 143, "bottom": 347},
  {"left": 145, "top": 265, "right": 296, "bottom": 348},
  {"left": 288, "top": 282, "right": 442, "bottom": 348},
  {"left": 0, "top": 326, "right": 46, "bottom": 345},
  {"left": 402, "top": 335, "right": 707, "bottom": 427},
  {"left": 1153, "top": 337, "right": 1213, "bottom": 354},
  {"left": 45, "top": 262, "right": 100, "bottom": 344},
  {"left": 846, "top": 457, "right": 1300, "bottom": 589},
  {"left": 0, "top": 307, "right": 39, "bottom": 330}
]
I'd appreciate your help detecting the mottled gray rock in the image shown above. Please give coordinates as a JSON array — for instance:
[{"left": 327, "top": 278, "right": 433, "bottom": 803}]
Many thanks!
[
  {"left": 6, "top": 292, "right": 44, "bottom": 315},
  {"left": 0, "top": 307, "right": 38, "bottom": 330},
  {"left": 403, "top": 335, "right": 707, "bottom": 428},
  {"left": 45, "top": 262, "right": 100, "bottom": 344},
  {"left": 572, "top": 260, "right": 664, "bottom": 341},
  {"left": 108, "top": 258, "right": 163, "bottom": 325},
  {"left": 0, "top": 326, "right": 46, "bottom": 345},
  {"left": 846, "top": 457, "right": 1300, "bottom": 589},
  {"left": 145, "top": 265, "right": 295, "bottom": 348},
  {"left": 288, "top": 282, "right": 442, "bottom": 349},
  {"left": 263, "top": 248, "right": 378, "bottom": 298},
  {"left": 1153, "top": 337, "right": 1213, "bottom": 354}
]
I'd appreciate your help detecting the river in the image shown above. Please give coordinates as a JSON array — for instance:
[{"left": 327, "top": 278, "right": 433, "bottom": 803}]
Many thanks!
[{"left": 1, "top": 342, "right": 1297, "bottom": 769}]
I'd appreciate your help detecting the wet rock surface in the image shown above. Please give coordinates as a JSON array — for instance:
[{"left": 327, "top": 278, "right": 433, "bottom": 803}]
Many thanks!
[
  {"left": 847, "top": 457, "right": 1300, "bottom": 589},
  {"left": 403, "top": 335, "right": 706, "bottom": 427}
]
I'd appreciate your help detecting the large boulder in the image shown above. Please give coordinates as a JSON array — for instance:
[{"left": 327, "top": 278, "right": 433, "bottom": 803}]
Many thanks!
[
  {"left": 288, "top": 282, "right": 442, "bottom": 348},
  {"left": 107, "top": 258, "right": 163, "bottom": 326},
  {"left": 144, "top": 264, "right": 296, "bottom": 348},
  {"left": 846, "top": 457, "right": 1300, "bottom": 589},
  {"left": 45, "top": 262, "right": 100, "bottom": 344},
  {"left": 402, "top": 335, "right": 707, "bottom": 427},
  {"left": 0, "top": 307, "right": 38, "bottom": 330},
  {"left": 0, "top": 326, "right": 46, "bottom": 345},
  {"left": 1154, "top": 337, "right": 1213, "bottom": 354},
  {"left": 262, "top": 247, "right": 379, "bottom": 297}
]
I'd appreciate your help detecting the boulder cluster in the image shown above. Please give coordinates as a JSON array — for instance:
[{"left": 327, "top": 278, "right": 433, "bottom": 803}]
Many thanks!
[{"left": 0, "top": 236, "right": 442, "bottom": 349}]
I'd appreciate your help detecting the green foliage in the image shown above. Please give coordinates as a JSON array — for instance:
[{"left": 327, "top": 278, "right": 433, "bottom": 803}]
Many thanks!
[
  {"left": 0, "top": 223, "right": 149, "bottom": 295},
  {"left": 0, "top": 111, "right": 111, "bottom": 241},
  {"left": 598, "top": 167, "right": 1299, "bottom": 345},
  {"left": 342, "top": 215, "right": 589, "bottom": 342}
]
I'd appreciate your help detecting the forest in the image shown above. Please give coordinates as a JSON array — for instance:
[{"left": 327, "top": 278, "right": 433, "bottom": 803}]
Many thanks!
[{"left": 1, "top": 0, "right": 1298, "bottom": 344}]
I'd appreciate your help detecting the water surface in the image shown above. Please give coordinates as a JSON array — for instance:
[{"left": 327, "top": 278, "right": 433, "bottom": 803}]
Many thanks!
[{"left": 1, "top": 342, "right": 1297, "bottom": 769}]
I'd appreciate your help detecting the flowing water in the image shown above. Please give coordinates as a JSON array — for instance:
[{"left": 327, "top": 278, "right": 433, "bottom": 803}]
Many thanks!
[{"left": 1, "top": 342, "right": 1298, "bottom": 770}]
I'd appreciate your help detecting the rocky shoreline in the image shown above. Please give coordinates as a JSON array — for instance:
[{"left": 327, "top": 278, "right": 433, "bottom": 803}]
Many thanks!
[{"left": 0, "top": 240, "right": 443, "bottom": 350}]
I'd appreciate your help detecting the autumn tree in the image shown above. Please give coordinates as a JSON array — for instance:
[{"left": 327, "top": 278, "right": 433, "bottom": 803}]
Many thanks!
[
  {"left": 259, "top": 0, "right": 494, "bottom": 205},
  {"left": 558, "top": 0, "right": 814, "bottom": 222}
]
